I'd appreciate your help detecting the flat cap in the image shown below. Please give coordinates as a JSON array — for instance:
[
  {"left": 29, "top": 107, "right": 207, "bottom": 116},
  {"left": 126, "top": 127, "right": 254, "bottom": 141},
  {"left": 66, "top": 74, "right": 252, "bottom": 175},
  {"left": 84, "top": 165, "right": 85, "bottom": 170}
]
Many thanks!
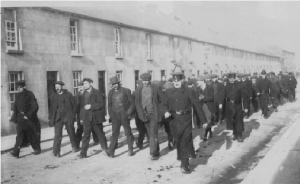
[
  {"left": 211, "top": 74, "right": 218, "bottom": 79},
  {"left": 16, "top": 80, "right": 26, "bottom": 86},
  {"left": 136, "top": 80, "right": 143, "bottom": 88},
  {"left": 83, "top": 78, "right": 93, "bottom": 83},
  {"left": 236, "top": 73, "right": 244, "bottom": 78},
  {"left": 54, "top": 81, "right": 65, "bottom": 86},
  {"left": 168, "top": 78, "right": 174, "bottom": 82},
  {"left": 187, "top": 80, "right": 194, "bottom": 85},
  {"left": 228, "top": 72, "right": 236, "bottom": 78},
  {"left": 163, "top": 81, "right": 174, "bottom": 90},
  {"left": 140, "top": 73, "right": 152, "bottom": 81}
]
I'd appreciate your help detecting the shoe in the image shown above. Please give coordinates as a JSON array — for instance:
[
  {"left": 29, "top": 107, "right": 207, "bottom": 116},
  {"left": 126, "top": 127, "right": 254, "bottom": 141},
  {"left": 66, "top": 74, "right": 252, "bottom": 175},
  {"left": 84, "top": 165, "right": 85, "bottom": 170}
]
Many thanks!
[
  {"left": 237, "top": 137, "right": 243, "bottom": 142},
  {"left": 103, "top": 150, "right": 114, "bottom": 158},
  {"left": 32, "top": 149, "right": 41, "bottom": 155},
  {"left": 51, "top": 152, "right": 61, "bottom": 158},
  {"left": 149, "top": 154, "right": 159, "bottom": 160},
  {"left": 10, "top": 149, "right": 20, "bottom": 158},
  {"left": 168, "top": 141, "right": 174, "bottom": 150},
  {"left": 232, "top": 136, "right": 237, "bottom": 141},
  {"left": 77, "top": 152, "right": 87, "bottom": 159},
  {"left": 72, "top": 147, "right": 80, "bottom": 153},
  {"left": 180, "top": 166, "right": 190, "bottom": 173},
  {"left": 128, "top": 150, "right": 135, "bottom": 156}
]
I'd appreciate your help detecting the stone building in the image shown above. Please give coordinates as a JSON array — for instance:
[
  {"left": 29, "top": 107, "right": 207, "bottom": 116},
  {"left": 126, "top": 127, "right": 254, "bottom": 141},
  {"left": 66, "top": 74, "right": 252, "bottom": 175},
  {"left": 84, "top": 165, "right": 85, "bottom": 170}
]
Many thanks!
[{"left": 1, "top": 7, "right": 284, "bottom": 135}]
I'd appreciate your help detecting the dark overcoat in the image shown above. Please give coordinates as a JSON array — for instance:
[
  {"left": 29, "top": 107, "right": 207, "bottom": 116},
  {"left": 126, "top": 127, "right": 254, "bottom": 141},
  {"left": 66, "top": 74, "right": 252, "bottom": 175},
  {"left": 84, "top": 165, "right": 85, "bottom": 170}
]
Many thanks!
[
  {"left": 196, "top": 85, "right": 215, "bottom": 114},
  {"left": 49, "top": 89, "right": 76, "bottom": 127},
  {"left": 108, "top": 87, "right": 134, "bottom": 117},
  {"left": 161, "top": 86, "right": 207, "bottom": 160},
  {"left": 11, "top": 89, "right": 40, "bottom": 148}
]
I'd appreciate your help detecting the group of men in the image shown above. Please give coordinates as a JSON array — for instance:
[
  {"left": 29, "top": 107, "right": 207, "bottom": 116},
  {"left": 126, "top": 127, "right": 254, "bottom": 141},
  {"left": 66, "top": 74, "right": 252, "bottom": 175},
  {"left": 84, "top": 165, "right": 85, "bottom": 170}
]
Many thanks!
[{"left": 9, "top": 68, "right": 297, "bottom": 174}]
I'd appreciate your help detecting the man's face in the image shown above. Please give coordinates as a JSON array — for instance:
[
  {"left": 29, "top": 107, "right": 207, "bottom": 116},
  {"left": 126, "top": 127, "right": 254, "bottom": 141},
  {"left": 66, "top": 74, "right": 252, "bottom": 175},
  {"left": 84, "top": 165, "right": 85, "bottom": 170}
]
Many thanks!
[
  {"left": 173, "top": 79, "right": 182, "bottom": 88},
  {"left": 261, "top": 75, "right": 266, "bottom": 79},
  {"left": 229, "top": 77, "right": 235, "bottom": 83},
  {"left": 242, "top": 77, "right": 246, "bottom": 81},
  {"left": 143, "top": 80, "right": 150, "bottom": 86},
  {"left": 112, "top": 83, "right": 120, "bottom": 90},
  {"left": 236, "top": 77, "right": 241, "bottom": 82},
  {"left": 55, "top": 84, "right": 63, "bottom": 93},
  {"left": 17, "top": 85, "right": 25, "bottom": 92},
  {"left": 161, "top": 76, "right": 166, "bottom": 81},
  {"left": 83, "top": 81, "right": 92, "bottom": 90},
  {"left": 252, "top": 79, "right": 256, "bottom": 83},
  {"left": 212, "top": 78, "right": 217, "bottom": 82},
  {"left": 197, "top": 81, "right": 205, "bottom": 87}
]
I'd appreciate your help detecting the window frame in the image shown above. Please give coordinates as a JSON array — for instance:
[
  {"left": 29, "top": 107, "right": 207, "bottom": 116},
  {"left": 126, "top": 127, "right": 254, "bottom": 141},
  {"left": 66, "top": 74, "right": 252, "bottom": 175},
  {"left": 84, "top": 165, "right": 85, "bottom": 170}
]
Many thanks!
[
  {"left": 5, "top": 20, "right": 17, "bottom": 50},
  {"left": 146, "top": 34, "right": 153, "bottom": 60},
  {"left": 8, "top": 71, "right": 24, "bottom": 113},
  {"left": 114, "top": 28, "right": 123, "bottom": 58},
  {"left": 72, "top": 71, "right": 82, "bottom": 95},
  {"left": 116, "top": 71, "right": 123, "bottom": 82}
]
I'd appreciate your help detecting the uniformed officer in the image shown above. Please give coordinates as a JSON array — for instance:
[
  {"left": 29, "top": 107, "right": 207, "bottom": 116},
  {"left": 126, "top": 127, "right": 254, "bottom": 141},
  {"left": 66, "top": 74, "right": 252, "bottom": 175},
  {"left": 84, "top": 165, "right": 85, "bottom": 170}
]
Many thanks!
[
  {"left": 241, "top": 74, "right": 252, "bottom": 118},
  {"left": 257, "top": 70, "right": 272, "bottom": 119},
  {"left": 288, "top": 72, "right": 297, "bottom": 102},
  {"left": 9, "top": 80, "right": 41, "bottom": 158},
  {"left": 162, "top": 66, "right": 208, "bottom": 173},
  {"left": 211, "top": 74, "right": 225, "bottom": 124},
  {"left": 269, "top": 72, "right": 281, "bottom": 112},
  {"left": 224, "top": 73, "right": 249, "bottom": 142},
  {"left": 251, "top": 76, "right": 259, "bottom": 112}
]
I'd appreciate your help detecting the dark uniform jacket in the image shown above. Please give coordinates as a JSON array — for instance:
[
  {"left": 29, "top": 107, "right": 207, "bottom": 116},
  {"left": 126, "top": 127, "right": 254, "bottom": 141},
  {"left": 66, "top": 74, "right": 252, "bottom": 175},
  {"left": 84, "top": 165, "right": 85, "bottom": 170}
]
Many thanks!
[
  {"left": 135, "top": 84, "right": 164, "bottom": 123},
  {"left": 251, "top": 81, "right": 259, "bottom": 98},
  {"left": 79, "top": 88, "right": 104, "bottom": 124},
  {"left": 288, "top": 76, "right": 297, "bottom": 89},
  {"left": 108, "top": 87, "right": 134, "bottom": 117},
  {"left": 242, "top": 79, "right": 252, "bottom": 98},
  {"left": 11, "top": 89, "right": 40, "bottom": 147},
  {"left": 257, "top": 78, "right": 272, "bottom": 94},
  {"left": 212, "top": 81, "right": 225, "bottom": 105},
  {"left": 280, "top": 76, "right": 289, "bottom": 94},
  {"left": 49, "top": 89, "right": 76, "bottom": 127},
  {"left": 269, "top": 77, "right": 281, "bottom": 97}
]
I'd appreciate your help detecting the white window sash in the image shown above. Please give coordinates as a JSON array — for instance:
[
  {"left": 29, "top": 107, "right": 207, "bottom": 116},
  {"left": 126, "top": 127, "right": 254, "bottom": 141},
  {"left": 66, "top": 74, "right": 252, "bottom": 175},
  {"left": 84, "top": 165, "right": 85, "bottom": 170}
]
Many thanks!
[{"left": 5, "top": 20, "right": 17, "bottom": 50}]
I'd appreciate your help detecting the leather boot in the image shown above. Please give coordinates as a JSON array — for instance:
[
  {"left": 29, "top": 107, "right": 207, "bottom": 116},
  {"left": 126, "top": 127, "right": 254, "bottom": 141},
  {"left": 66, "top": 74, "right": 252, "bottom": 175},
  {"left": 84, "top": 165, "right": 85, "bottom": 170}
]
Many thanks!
[{"left": 10, "top": 149, "right": 20, "bottom": 158}]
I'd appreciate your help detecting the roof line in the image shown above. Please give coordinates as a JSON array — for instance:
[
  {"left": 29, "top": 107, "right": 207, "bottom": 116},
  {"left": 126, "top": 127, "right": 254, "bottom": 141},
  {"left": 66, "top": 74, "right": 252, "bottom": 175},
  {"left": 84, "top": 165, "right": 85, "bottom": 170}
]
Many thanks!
[{"left": 40, "top": 7, "right": 281, "bottom": 59}]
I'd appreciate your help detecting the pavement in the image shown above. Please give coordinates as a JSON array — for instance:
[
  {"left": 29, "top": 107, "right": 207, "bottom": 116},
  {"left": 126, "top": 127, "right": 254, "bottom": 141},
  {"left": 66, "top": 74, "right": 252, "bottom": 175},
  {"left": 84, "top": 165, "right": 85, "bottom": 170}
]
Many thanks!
[{"left": 241, "top": 103, "right": 300, "bottom": 184}]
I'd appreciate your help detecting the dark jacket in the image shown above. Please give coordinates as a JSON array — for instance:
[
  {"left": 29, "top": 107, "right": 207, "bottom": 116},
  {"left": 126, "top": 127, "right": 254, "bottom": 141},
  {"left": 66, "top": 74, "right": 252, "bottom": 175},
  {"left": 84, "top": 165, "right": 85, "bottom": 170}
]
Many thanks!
[
  {"left": 196, "top": 85, "right": 215, "bottom": 113},
  {"left": 80, "top": 87, "right": 105, "bottom": 124},
  {"left": 212, "top": 81, "right": 225, "bottom": 105},
  {"left": 257, "top": 78, "right": 272, "bottom": 94},
  {"left": 288, "top": 76, "right": 297, "bottom": 89},
  {"left": 49, "top": 89, "right": 76, "bottom": 127},
  {"left": 135, "top": 84, "right": 164, "bottom": 122},
  {"left": 269, "top": 77, "right": 281, "bottom": 97},
  {"left": 108, "top": 87, "right": 134, "bottom": 117}
]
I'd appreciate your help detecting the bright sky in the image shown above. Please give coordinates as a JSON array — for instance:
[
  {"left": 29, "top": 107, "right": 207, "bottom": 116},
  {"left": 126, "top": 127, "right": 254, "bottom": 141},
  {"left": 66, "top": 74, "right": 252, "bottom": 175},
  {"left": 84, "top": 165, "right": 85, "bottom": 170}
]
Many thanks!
[{"left": 2, "top": 1, "right": 300, "bottom": 62}]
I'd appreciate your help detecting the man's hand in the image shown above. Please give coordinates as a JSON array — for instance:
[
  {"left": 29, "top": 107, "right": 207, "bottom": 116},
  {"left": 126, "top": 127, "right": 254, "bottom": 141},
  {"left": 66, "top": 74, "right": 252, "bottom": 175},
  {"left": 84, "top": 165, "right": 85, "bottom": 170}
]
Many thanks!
[
  {"left": 257, "top": 93, "right": 260, "bottom": 96},
  {"left": 84, "top": 104, "right": 91, "bottom": 110},
  {"left": 199, "top": 94, "right": 204, "bottom": 100},
  {"left": 203, "top": 123, "right": 208, "bottom": 129},
  {"left": 80, "top": 120, "right": 84, "bottom": 125},
  {"left": 219, "top": 104, "right": 222, "bottom": 109},
  {"left": 244, "top": 109, "right": 248, "bottom": 113},
  {"left": 24, "top": 116, "right": 28, "bottom": 120},
  {"left": 164, "top": 112, "right": 171, "bottom": 118}
]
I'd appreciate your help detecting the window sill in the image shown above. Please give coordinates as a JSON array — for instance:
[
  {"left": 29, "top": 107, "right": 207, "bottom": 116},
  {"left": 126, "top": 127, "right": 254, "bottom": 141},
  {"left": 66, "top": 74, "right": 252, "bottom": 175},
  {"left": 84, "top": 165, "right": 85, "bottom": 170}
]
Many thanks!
[
  {"left": 147, "top": 58, "right": 153, "bottom": 61},
  {"left": 6, "top": 50, "right": 24, "bottom": 54},
  {"left": 115, "top": 55, "right": 123, "bottom": 59},
  {"left": 71, "top": 53, "right": 84, "bottom": 57}
]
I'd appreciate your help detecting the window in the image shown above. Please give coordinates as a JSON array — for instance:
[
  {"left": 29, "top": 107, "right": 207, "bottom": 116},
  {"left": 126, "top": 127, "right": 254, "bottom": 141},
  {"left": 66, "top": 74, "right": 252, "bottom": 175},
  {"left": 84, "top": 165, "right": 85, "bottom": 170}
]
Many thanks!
[
  {"left": 197, "top": 70, "right": 200, "bottom": 76},
  {"left": 116, "top": 71, "right": 122, "bottom": 82},
  {"left": 146, "top": 34, "right": 152, "bottom": 60},
  {"left": 9, "top": 72, "right": 24, "bottom": 112},
  {"left": 5, "top": 9, "right": 23, "bottom": 53},
  {"left": 148, "top": 70, "right": 153, "bottom": 77},
  {"left": 114, "top": 28, "right": 123, "bottom": 58},
  {"left": 73, "top": 71, "right": 82, "bottom": 95},
  {"left": 70, "top": 20, "right": 83, "bottom": 56},
  {"left": 161, "top": 70, "right": 166, "bottom": 80},
  {"left": 169, "top": 37, "right": 176, "bottom": 60},
  {"left": 5, "top": 21, "right": 17, "bottom": 50}
]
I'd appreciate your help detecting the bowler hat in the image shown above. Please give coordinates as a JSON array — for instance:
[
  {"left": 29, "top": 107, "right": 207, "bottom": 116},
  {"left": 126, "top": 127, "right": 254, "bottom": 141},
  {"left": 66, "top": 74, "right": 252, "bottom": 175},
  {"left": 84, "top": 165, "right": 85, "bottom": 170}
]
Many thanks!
[
  {"left": 140, "top": 73, "right": 151, "bottom": 81},
  {"left": 83, "top": 78, "right": 93, "bottom": 83},
  {"left": 171, "top": 66, "right": 184, "bottom": 76},
  {"left": 261, "top": 70, "right": 267, "bottom": 75},
  {"left": 109, "top": 76, "right": 120, "bottom": 84},
  {"left": 54, "top": 81, "right": 65, "bottom": 86}
]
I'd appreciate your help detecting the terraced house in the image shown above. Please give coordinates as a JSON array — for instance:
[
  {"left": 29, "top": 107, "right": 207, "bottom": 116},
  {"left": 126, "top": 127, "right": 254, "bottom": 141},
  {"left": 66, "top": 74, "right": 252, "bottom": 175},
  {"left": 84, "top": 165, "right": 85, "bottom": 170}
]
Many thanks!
[{"left": 1, "top": 7, "right": 290, "bottom": 135}]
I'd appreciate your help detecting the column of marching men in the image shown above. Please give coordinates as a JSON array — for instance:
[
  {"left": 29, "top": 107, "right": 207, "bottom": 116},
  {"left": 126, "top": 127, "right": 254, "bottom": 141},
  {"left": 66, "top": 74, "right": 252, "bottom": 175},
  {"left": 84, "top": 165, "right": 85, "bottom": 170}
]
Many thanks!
[{"left": 9, "top": 68, "right": 298, "bottom": 173}]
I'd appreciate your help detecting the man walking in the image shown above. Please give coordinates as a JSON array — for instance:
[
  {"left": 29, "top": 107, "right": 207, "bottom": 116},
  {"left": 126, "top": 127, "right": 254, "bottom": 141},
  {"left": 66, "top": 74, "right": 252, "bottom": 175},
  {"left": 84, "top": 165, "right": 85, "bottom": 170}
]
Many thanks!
[
  {"left": 288, "top": 72, "right": 297, "bottom": 102},
  {"left": 78, "top": 78, "right": 108, "bottom": 158},
  {"left": 257, "top": 70, "right": 272, "bottom": 119},
  {"left": 135, "top": 73, "right": 164, "bottom": 160},
  {"left": 269, "top": 72, "right": 281, "bottom": 112},
  {"left": 103, "top": 76, "right": 135, "bottom": 157},
  {"left": 162, "top": 67, "right": 208, "bottom": 173},
  {"left": 10, "top": 80, "right": 41, "bottom": 158},
  {"left": 49, "top": 81, "right": 78, "bottom": 157}
]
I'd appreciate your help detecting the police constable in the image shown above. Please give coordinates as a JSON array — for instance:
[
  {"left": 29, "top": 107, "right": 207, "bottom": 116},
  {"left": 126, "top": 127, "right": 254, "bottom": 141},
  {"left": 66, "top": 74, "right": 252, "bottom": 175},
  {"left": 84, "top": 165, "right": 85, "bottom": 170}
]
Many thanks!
[
  {"left": 224, "top": 73, "right": 249, "bottom": 142},
  {"left": 104, "top": 76, "right": 135, "bottom": 158},
  {"left": 257, "top": 70, "right": 272, "bottom": 119},
  {"left": 288, "top": 72, "right": 297, "bottom": 102},
  {"left": 211, "top": 74, "right": 225, "bottom": 124},
  {"left": 269, "top": 72, "right": 281, "bottom": 112},
  {"left": 49, "top": 81, "right": 78, "bottom": 157},
  {"left": 251, "top": 76, "right": 259, "bottom": 112},
  {"left": 10, "top": 80, "right": 41, "bottom": 158},
  {"left": 162, "top": 66, "right": 208, "bottom": 173},
  {"left": 241, "top": 73, "right": 252, "bottom": 118}
]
